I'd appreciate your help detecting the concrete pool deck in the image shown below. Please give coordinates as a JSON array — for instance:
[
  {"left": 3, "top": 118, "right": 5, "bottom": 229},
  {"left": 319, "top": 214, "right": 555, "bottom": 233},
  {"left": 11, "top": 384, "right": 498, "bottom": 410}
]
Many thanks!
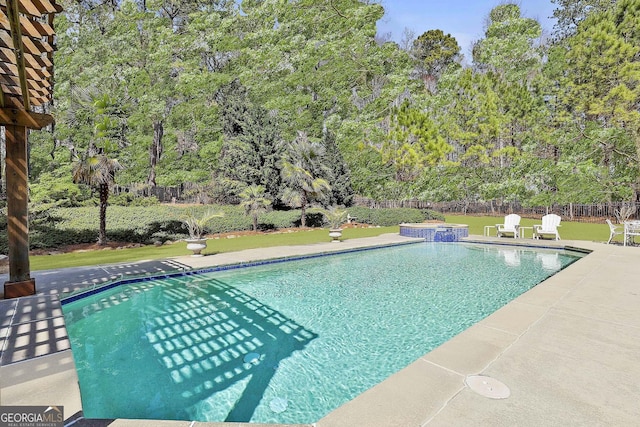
[{"left": 1, "top": 234, "right": 639, "bottom": 426}]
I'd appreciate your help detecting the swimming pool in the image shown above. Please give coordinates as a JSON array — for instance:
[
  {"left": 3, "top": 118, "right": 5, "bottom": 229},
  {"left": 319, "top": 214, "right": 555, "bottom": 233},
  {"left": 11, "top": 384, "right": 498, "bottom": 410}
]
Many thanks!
[{"left": 62, "top": 242, "right": 583, "bottom": 424}]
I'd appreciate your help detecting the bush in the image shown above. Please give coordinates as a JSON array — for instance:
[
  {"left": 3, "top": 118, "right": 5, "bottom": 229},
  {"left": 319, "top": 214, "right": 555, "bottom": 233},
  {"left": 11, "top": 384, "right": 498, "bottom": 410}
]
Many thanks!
[
  {"left": 0, "top": 204, "right": 435, "bottom": 253},
  {"left": 110, "top": 194, "right": 160, "bottom": 206},
  {"left": 29, "top": 166, "right": 88, "bottom": 207},
  {"left": 421, "top": 209, "right": 446, "bottom": 221},
  {"left": 254, "top": 210, "right": 302, "bottom": 229},
  {"left": 345, "top": 207, "right": 430, "bottom": 226},
  {"left": 29, "top": 228, "right": 98, "bottom": 249}
]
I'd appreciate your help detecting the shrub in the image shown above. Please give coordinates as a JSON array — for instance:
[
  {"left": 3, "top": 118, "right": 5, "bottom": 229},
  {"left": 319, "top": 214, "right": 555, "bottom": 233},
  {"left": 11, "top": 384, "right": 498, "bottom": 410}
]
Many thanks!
[
  {"left": 0, "top": 204, "right": 434, "bottom": 253},
  {"left": 421, "top": 209, "right": 446, "bottom": 221},
  {"left": 29, "top": 228, "right": 98, "bottom": 249},
  {"left": 345, "top": 207, "right": 428, "bottom": 226},
  {"left": 259, "top": 210, "right": 303, "bottom": 229},
  {"left": 29, "top": 166, "right": 88, "bottom": 207},
  {"left": 110, "top": 194, "right": 160, "bottom": 206}
]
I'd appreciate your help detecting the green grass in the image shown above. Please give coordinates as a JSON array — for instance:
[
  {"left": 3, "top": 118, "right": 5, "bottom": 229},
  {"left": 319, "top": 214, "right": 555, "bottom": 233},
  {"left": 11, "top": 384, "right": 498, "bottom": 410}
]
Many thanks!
[
  {"left": 445, "top": 215, "right": 610, "bottom": 242},
  {"left": 29, "top": 226, "right": 399, "bottom": 271},
  {"left": 29, "top": 215, "right": 612, "bottom": 272}
]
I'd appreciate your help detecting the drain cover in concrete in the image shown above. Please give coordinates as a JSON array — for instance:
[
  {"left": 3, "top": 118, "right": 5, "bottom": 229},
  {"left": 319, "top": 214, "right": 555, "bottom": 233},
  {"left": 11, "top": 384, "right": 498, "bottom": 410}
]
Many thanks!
[{"left": 465, "top": 375, "right": 511, "bottom": 399}]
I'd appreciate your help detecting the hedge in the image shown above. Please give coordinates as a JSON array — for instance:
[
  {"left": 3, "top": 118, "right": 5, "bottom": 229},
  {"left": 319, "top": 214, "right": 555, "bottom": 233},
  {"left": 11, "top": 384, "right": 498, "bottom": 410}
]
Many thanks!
[{"left": 0, "top": 205, "right": 442, "bottom": 253}]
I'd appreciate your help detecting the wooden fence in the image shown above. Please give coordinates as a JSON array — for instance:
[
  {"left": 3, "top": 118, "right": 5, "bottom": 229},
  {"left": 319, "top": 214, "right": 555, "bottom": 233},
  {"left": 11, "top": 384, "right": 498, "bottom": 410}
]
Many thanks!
[{"left": 112, "top": 183, "right": 210, "bottom": 204}]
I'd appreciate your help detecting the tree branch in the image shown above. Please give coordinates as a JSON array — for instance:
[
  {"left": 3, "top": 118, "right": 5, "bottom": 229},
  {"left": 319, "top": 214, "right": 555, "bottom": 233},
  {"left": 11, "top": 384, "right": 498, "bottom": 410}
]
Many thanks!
[{"left": 330, "top": 0, "right": 348, "bottom": 19}]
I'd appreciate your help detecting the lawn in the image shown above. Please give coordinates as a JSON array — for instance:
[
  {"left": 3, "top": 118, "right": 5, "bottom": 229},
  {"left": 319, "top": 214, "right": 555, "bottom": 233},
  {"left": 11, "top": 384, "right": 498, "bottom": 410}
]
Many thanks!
[
  {"left": 445, "top": 215, "right": 610, "bottom": 242},
  {"left": 29, "top": 226, "right": 399, "bottom": 271},
  {"left": 28, "top": 215, "right": 611, "bottom": 271}
]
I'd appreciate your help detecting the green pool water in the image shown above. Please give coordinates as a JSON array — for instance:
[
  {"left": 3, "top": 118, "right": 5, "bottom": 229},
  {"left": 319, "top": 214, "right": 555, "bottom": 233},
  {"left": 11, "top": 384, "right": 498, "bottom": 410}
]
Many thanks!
[{"left": 62, "top": 242, "right": 583, "bottom": 424}]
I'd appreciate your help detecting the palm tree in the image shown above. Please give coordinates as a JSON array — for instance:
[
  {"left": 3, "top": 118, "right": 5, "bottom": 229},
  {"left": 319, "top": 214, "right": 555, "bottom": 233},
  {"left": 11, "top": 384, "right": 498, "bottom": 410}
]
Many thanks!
[
  {"left": 72, "top": 150, "right": 123, "bottom": 245},
  {"left": 280, "top": 132, "right": 331, "bottom": 227},
  {"left": 239, "top": 185, "right": 272, "bottom": 232}
]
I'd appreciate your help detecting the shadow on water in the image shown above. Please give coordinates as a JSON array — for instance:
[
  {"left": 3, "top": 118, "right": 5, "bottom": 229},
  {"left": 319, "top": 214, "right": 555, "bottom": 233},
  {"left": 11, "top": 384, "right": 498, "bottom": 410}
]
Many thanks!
[{"left": 65, "top": 276, "right": 318, "bottom": 423}]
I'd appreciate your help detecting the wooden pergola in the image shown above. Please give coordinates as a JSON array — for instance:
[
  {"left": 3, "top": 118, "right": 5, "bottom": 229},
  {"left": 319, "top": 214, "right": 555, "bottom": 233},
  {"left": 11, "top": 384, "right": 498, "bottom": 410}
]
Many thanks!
[{"left": 1, "top": 0, "right": 61, "bottom": 298}]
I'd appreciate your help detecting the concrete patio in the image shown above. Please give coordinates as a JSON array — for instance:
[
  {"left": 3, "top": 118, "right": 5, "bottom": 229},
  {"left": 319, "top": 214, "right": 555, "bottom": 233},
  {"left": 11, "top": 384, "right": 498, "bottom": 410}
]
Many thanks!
[{"left": 1, "top": 234, "right": 639, "bottom": 426}]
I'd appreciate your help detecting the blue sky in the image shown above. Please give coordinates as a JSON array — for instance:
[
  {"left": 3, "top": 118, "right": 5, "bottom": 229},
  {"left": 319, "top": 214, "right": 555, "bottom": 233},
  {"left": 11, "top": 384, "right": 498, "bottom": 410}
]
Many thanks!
[{"left": 376, "top": 0, "right": 557, "bottom": 58}]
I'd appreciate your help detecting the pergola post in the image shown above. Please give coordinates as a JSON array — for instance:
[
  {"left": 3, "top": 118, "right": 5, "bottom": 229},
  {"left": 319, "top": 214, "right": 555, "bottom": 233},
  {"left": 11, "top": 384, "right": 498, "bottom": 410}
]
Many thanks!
[
  {"left": 3, "top": 123, "right": 35, "bottom": 297},
  {"left": 0, "top": 0, "right": 61, "bottom": 298}
]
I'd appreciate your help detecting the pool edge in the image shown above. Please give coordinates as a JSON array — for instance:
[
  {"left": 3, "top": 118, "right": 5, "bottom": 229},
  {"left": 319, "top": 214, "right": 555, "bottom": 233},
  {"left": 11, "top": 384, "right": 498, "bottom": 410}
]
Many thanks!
[{"left": 4, "top": 235, "right": 627, "bottom": 427}]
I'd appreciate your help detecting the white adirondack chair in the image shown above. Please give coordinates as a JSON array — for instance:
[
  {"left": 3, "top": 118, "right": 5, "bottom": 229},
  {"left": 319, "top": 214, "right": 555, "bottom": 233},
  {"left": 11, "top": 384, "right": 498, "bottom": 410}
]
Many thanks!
[
  {"left": 624, "top": 221, "right": 640, "bottom": 246},
  {"left": 533, "top": 214, "right": 561, "bottom": 240},
  {"left": 606, "top": 218, "right": 623, "bottom": 244},
  {"left": 496, "top": 214, "right": 521, "bottom": 238}
]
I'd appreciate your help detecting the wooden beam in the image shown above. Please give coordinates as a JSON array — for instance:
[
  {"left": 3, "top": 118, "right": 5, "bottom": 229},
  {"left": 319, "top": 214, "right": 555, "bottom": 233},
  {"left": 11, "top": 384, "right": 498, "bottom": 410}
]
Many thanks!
[
  {"left": 25, "top": 35, "right": 53, "bottom": 53},
  {"left": 4, "top": 278, "right": 35, "bottom": 298},
  {"left": 4, "top": 123, "right": 34, "bottom": 288},
  {"left": 0, "top": 0, "right": 41, "bottom": 17},
  {"left": 29, "top": 18, "right": 54, "bottom": 36},
  {"left": 0, "top": 70, "right": 51, "bottom": 91},
  {"left": 0, "top": 106, "right": 53, "bottom": 129},
  {"left": 17, "top": 0, "right": 42, "bottom": 17},
  {"left": 31, "top": 0, "right": 61, "bottom": 15},
  {"left": 5, "top": 0, "right": 30, "bottom": 110},
  {"left": 0, "top": 9, "right": 54, "bottom": 39}
]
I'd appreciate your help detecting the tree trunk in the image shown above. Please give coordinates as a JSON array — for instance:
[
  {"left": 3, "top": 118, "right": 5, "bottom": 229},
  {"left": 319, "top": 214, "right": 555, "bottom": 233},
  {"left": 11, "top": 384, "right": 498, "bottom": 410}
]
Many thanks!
[
  {"left": 147, "top": 119, "right": 163, "bottom": 186},
  {"left": 252, "top": 214, "right": 258, "bottom": 232},
  {"left": 300, "top": 192, "right": 308, "bottom": 228},
  {"left": 98, "top": 182, "right": 109, "bottom": 245}
]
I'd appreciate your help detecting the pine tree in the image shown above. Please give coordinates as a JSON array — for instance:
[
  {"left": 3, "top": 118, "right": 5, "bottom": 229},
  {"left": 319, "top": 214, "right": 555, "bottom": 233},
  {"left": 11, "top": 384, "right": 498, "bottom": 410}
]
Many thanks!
[
  {"left": 214, "top": 81, "right": 284, "bottom": 202},
  {"left": 381, "top": 101, "right": 453, "bottom": 182},
  {"left": 560, "top": 0, "right": 640, "bottom": 200},
  {"left": 322, "top": 131, "right": 354, "bottom": 206}
]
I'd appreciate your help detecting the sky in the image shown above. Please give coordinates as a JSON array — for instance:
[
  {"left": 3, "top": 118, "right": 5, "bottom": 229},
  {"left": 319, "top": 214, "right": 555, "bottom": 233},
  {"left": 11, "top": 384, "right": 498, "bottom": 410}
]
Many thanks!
[{"left": 376, "top": 0, "right": 558, "bottom": 58}]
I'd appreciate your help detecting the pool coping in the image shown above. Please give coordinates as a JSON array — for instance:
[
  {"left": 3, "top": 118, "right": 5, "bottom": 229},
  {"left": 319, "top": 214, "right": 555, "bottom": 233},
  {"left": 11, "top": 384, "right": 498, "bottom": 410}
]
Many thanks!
[{"left": 2, "top": 234, "right": 640, "bottom": 426}]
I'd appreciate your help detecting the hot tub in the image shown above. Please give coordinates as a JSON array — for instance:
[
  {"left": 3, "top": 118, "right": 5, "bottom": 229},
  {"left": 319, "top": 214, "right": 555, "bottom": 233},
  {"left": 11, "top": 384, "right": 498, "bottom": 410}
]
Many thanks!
[{"left": 399, "top": 223, "right": 469, "bottom": 242}]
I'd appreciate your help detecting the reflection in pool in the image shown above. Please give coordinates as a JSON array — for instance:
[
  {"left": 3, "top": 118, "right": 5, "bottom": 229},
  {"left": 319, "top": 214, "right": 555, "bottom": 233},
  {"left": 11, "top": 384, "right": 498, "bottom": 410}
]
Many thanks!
[{"left": 62, "top": 242, "right": 583, "bottom": 424}]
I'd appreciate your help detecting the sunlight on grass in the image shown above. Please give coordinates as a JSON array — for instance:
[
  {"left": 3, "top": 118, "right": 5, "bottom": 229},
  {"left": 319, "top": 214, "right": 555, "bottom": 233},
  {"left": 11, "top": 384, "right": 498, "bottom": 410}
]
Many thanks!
[
  {"left": 29, "top": 226, "right": 399, "bottom": 271},
  {"left": 445, "top": 215, "right": 609, "bottom": 242},
  {"left": 29, "top": 216, "right": 610, "bottom": 272}
]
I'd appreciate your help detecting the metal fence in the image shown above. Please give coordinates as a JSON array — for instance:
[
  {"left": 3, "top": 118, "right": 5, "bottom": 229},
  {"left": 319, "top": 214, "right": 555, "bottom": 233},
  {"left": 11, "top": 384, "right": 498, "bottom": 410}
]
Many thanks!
[
  {"left": 112, "top": 185, "right": 637, "bottom": 224},
  {"left": 352, "top": 196, "right": 638, "bottom": 223}
]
